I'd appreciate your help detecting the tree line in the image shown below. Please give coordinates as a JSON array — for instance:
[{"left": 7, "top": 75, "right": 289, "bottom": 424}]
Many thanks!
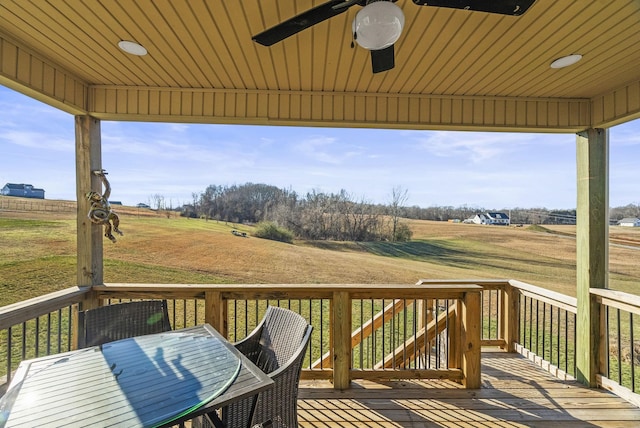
[
  {"left": 181, "top": 183, "right": 412, "bottom": 242},
  {"left": 178, "top": 182, "right": 640, "bottom": 240}
]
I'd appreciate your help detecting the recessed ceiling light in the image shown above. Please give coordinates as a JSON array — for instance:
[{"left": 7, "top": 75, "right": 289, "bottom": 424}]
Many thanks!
[
  {"left": 550, "top": 54, "right": 582, "bottom": 69},
  {"left": 118, "top": 40, "right": 147, "bottom": 56}
]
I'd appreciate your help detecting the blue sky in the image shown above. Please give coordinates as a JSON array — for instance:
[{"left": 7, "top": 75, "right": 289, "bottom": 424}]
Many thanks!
[{"left": 1, "top": 85, "right": 638, "bottom": 210}]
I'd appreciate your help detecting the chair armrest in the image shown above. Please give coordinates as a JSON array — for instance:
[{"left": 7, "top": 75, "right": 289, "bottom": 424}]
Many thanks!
[{"left": 234, "top": 331, "right": 260, "bottom": 356}]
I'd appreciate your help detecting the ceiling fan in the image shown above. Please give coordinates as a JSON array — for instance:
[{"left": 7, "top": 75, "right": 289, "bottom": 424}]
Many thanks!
[{"left": 252, "top": 0, "right": 537, "bottom": 74}]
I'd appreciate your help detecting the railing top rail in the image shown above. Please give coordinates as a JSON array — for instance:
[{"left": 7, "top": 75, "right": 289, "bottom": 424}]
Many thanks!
[
  {"left": 100, "top": 283, "right": 483, "bottom": 290},
  {"left": 95, "top": 283, "right": 483, "bottom": 300},
  {"left": 416, "top": 279, "right": 511, "bottom": 290},
  {"left": 508, "top": 279, "right": 577, "bottom": 308},
  {"left": 590, "top": 288, "right": 640, "bottom": 315},
  {"left": 0, "top": 286, "right": 91, "bottom": 329}
]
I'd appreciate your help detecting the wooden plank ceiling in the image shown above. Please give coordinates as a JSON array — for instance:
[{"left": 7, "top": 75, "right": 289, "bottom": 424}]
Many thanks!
[{"left": 0, "top": 0, "right": 639, "bottom": 131}]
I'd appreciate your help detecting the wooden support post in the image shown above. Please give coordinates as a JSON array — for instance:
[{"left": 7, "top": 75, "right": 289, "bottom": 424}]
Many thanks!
[
  {"left": 461, "top": 290, "right": 481, "bottom": 389},
  {"left": 205, "top": 291, "right": 227, "bottom": 337},
  {"left": 333, "top": 291, "right": 351, "bottom": 390},
  {"left": 498, "top": 288, "right": 506, "bottom": 348},
  {"left": 576, "top": 128, "right": 608, "bottom": 387},
  {"left": 426, "top": 299, "right": 434, "bottom": 323},
  {"left": 74, "top": 115, "right": 103, "bottom": 349},
  {"left": 75, "top": 115, "right": 103, "bottom": 287},
  {"left": 502, "top": 285, "right": 519, "bottom": 352},
  {"left": 73, "top": 289, "right": 100, "bottom": 349},
  {"left": 449, "top": 300, "right": 462, "bottom": 369},
  {"left": 416, "top": 299, "right": 425, "bottom": 331}
]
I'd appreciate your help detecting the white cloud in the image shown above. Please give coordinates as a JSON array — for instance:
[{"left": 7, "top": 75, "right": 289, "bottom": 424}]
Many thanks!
[
  {"left": 611, "top": 122, "right": 640, "bottom": 147},
  {"left": 168, "top": 124, "right": 190, "bottom": 133},
  {"left": 293, "top": 135, "right": 339, "bottom": 163},
  {"left": 102, "top": 129, "right": 258, "bottom": 169},
  {"left": 407, "top": 130, "right": 568, "bottom": 164},
  {"left": 416, "top": 132, "right": 503, "bottom": 161},
  {"left": 0, "top": 130, "right": 73, "bottom": 152},
  {"left": 292, "top": 135, "right": 364, "bottom": 165}
]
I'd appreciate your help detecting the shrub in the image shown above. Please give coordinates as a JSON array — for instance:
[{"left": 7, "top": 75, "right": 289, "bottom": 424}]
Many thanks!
[
  {"left": 253, "top": 222, "right": 294, "bottom": 244},
  {"left": 393, "top": 223, "right": 413, "bottom": 242}
]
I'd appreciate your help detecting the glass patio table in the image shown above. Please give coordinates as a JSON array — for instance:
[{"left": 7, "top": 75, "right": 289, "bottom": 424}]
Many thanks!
[{"left": 0, "top": 324, "right": 272, "bottom": 427}]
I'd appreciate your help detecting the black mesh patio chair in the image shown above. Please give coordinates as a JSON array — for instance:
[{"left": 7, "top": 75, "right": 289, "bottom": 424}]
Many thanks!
[
  {"left": 193, "top": 306, "right": 313, "bottom": 428},
  {"left": 78, "top": 300, "right": 172, "bottom": 348}
]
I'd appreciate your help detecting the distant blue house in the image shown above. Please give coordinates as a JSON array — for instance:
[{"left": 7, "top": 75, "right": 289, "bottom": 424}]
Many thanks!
[{"left": 1, "top": 183, "right": 45, "bottom": 199}]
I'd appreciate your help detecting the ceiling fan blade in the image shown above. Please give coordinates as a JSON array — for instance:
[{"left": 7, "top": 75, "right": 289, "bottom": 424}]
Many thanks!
[
  {"left": 412, "top": 0, "right": 537, "bottom": 16},
  {"left": 253, "top": 0, "right": 354, "bottom": 46},
  {"left": 333, "top": 0, "right": 361, "bottom": 11},
  {"left": 371, "top": 45, "right": 395, "bottom": 74}
]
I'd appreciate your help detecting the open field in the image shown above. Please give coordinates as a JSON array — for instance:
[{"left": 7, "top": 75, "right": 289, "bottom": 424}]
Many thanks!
[{"left": 1, "top": 197, "right": 640, "bottom": 306}]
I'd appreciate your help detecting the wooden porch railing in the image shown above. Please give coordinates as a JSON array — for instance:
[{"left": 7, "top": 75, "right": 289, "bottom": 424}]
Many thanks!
[
  {"left": 0, "top": 286, "right": 90, "bottom": 391},
  {"left": 1, "top": 280, "right": 639, "bottom": 406},
  {"left": 1, "top": 283, "right": 482, "bottom": 390},
  {"left": 592, "top": 288, "right": 640, "bottom": 407}
]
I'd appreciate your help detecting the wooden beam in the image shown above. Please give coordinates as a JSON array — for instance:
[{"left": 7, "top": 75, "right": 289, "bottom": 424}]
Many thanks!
[
  {"left": 575, "top": 128, "right": 608, "bottom": 387},
  {"left": 0, "top": 286, "right": 91, "bottom": 329},
  {"left": 461, "top": 290, "right": 481, "bottom": 389},
  {"left": 89, "top": 87, "right": 592, "bottom": 132},
  {"left": 449, "top": 300, "right": 461, "bottom": 368},
  {"left": 94, "top": 283, "right": 483, "bottom": 300},
  {"left": 0, "top": 34, "right": 89, "bottom": 115},
  {"left": 502, "top": 285, "right": 520, "bottom": 352},
  {"left": 205, "top": 291, "right": 226, "bottom": 337},
  {"left": 75, "top": 116, "right": 103, "bottom": 286},
  {"left": 333, "top": 291, "right": 351, "bottom": 390},
  {"left": 351, "top": 368, "right": 463, "bottom": 381},
  {"left": 591, "top": 288, "right": 640, "bottom": 316}
]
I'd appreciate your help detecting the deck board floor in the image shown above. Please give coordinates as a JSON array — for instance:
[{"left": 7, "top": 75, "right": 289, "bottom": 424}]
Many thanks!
[{"left": 297, "top": 350, "right": 640, "bottom": 427}]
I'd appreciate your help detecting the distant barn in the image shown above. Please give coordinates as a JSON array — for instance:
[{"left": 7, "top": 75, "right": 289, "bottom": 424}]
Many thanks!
[{"left": 1, "top": 183, "right": 45, "bottom": 199}]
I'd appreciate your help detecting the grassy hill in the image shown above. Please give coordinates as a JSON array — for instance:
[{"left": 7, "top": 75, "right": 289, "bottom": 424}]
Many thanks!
[{"left": 2, "top": 197, "right": 640, "bottom": 306}]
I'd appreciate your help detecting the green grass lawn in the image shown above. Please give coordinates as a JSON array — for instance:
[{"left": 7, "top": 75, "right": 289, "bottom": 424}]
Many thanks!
[
  {"left": 2, "top": 209, "right": 640, "bottom": 387},
  {"left": 2, "top": 211, "right": 640, "bottom": 306}
]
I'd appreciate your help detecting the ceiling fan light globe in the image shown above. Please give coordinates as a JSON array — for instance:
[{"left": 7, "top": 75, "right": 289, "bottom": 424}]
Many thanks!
[{"left": 352, "top": 1, "right": 404, "bottom": 50}]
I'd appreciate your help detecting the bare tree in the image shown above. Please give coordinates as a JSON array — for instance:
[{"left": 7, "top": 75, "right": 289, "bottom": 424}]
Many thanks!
[
  {"left": 151, "top": 193, "right": 164, "bottom": 211},
  {"left": 389, "top": 186, "right": 409, "bottom": 241}
]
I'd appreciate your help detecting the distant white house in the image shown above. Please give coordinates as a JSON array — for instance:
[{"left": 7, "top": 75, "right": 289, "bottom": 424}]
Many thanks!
[
  {"left": 618, "top": 217, "right": 640, "bottom": 227},
  {"left": 472, "top": 212, "right": 510, "bottom": 226}
]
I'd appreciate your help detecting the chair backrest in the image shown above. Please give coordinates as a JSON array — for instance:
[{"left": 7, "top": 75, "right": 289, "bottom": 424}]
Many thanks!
[
  {"left": 218, "top": 306, "right": 313, "bottom": 428},
  {"left": 251, "top": 306, "right": 311, "bottom": 375},
  {"left": 252, "top": 320, "right": 312, "bottom": 428},
  {"left": 78, "top": 300, "right": 172, "bottom": 348}
]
